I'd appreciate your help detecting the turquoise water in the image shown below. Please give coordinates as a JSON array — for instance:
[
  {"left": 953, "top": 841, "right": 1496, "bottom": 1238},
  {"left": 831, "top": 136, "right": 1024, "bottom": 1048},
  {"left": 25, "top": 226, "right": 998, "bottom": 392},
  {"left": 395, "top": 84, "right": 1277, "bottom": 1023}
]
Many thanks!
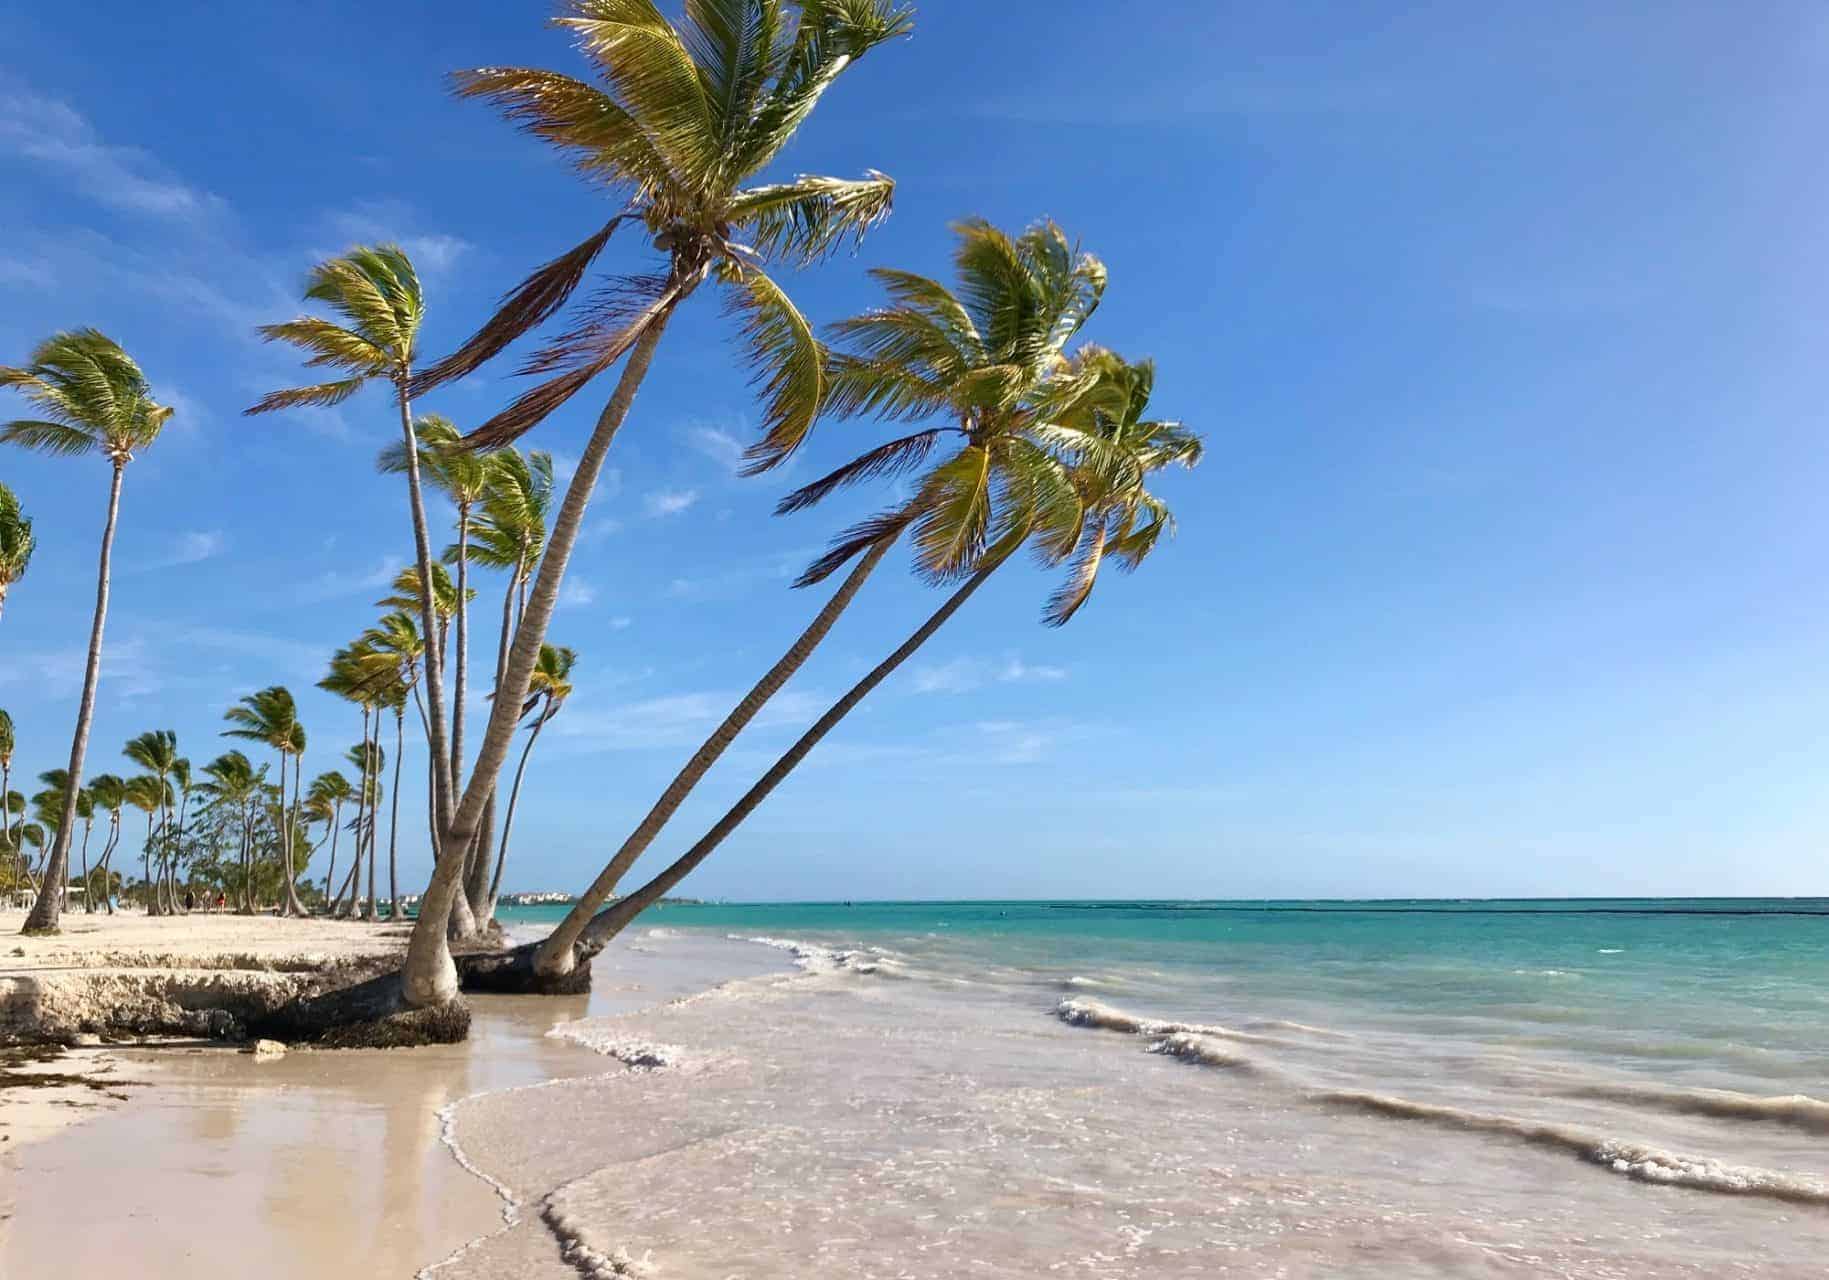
[{"left": 501, "top": 897, "right": 1829, "bottom": 1080}]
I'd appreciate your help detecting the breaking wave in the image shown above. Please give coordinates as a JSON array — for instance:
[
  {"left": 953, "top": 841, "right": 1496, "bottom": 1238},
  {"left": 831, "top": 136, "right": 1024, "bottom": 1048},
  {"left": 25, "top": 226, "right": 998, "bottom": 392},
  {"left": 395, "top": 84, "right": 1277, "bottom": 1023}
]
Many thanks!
[
  {"left": 1563, "top": 1082, "right": 1829, "bottom": 1135},
  {"left": 1054, "top": 997, "right": 1282, "bottom": 1045},
  {"left": 1317, "top": 1091, "right": 1829, "bottom": 1205}
]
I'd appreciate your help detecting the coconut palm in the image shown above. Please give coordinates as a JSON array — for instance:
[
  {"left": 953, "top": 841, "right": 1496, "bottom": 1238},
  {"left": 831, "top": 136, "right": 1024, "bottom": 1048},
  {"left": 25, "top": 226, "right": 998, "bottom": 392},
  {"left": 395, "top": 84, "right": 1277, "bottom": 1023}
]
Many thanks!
[
  {"left": 341, "top": 740, "right": 384, "bottom": 920},
  {"left": 2, "top": 330, "right": 172, "bottom": 933},
  {"left": 168, "top": 757, "right": 193, "bottom": 910},
  {"left": 457, "top": 447, "right": 554, "bottom": 925},
  {"left": 86, "top": 774, "right": 126, "bottom": 914},
  {"left": 197, "top": 752, "right": 263, "bottom": 913},
  {"left": 0, "top": 710, "right": 15, "bottom": 884},
  {"left": 359, "top": 612, "right": 424, "bottom": 922},
  {"left": 307, "top": 771, "right": 355, "bottom": 909},
  {"left": 122, "top": 775, "right": 169, "bottom": 912},
  {"left": 580, "top": 362, "right": 1199, "bottom": 953},
  {"left": 398, "top": 0, "right": 913, "bottom": 1007},
  {"left": 487, "top": 644, "right": 576, "bottom": 918},
  {"left": 222, "top": 688, "right": 309, "bottom": 916},
  {"left": 0, "top": 482, "right": 33, "bottom": 622},
  {"left": 530, "top": 217, "right": 1109, "bottom": 976},
  {"left": 376, "top": 563, "right": 468, "bottom": 670},
  {"left": 122, "top": 731, "right": 180, "bottom": 915}
]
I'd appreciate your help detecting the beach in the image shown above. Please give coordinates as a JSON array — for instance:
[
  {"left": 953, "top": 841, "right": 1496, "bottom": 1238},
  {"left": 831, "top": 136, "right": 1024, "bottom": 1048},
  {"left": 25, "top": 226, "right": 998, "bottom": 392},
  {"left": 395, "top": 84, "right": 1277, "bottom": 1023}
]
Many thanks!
[{"left": 5, "top": 901, "right": 1829, "bottom": 1277}]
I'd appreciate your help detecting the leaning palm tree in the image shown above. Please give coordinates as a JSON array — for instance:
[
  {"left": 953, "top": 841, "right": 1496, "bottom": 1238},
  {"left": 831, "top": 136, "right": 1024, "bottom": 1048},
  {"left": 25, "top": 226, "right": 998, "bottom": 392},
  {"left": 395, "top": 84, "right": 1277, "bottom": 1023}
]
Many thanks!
[
  {"left": 577, "top": 360, "right": 1199, "bottom": 954},
  {"left": 376, "top": 563, "right": 467, "bottom": 669},
  {"left": 528, "top": 217, "right": 1110, "bottom": 978},
  {"left": 456, "top": 446, "right": 554, "bottom": 926},
  {"left": 359, "top": 613, "right": 423, "bottom": 922},
  {"left": 85, "top": 774, "right": 126, "bottom": 914},
  {"left": 399, "top": 0, "right": 915, "bottom": 1007},
  {"left": 0, "top": 482, "right": 34, "bottom": 622},
  {"left": 2, "top": 330, "right": 171, "bottom": 933},
  {"left": 122, "top": 731, "right": 180, "bottom": 915},
  {"left": 222, "top": 688, "right": 309, "bottom": 916},
  {"left": 307, "top": 771, "right": 354, "bottom": 909},
  {"left": 486, "top": 643, "right": 576, "bottom": 918}
]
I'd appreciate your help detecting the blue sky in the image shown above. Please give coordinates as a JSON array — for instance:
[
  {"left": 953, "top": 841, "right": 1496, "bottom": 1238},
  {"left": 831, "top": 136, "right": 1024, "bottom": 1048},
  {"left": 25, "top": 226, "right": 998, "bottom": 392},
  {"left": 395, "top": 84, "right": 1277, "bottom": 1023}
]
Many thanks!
[{"left": 3, "top": 1, "right": 1828, "bottom": 901}]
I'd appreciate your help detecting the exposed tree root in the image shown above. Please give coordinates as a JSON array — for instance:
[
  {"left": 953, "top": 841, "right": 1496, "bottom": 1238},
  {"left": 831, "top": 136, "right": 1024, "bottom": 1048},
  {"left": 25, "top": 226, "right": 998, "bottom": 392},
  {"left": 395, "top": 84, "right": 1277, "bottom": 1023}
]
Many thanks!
[
  {"left": 454, "top": 938, "right": 602, "bottom": 995},
  {"left": 244, "top": 970, "right": 470, "bottom": 1048}
]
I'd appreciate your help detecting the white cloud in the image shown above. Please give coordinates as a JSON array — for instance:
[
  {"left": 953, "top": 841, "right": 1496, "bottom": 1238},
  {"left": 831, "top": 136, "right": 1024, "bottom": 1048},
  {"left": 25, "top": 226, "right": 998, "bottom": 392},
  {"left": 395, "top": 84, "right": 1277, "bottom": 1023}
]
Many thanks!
[
  {"left": 551, "top": 687, "right": 824, "bottom": 753},
  {"left": 0, "top": 254, "right": 53, "bottom": 288},
  {"left": 137, "top": 530, "right": 226, "bottom": 571},
  {"left": 292, "top": 555, "right": 404, "bottom": 605},
  {"left": 0, "top": 86, "right": 222, "bottom": 218},
  {"left": 912, "top": 653, "right": 1070, "bottom": 695},
  {"left": 579, "top": 518, "right": 623, "bottom": 547},
  {"left": 609, "top": 616, "right": 633, "bottom": 631},
  {"left": 644, "top": 488, "right": 700, "bottom": 518},
  {"left": 684, "top": 423, "right": 747, "bottom": 473},
  {"left": 321, "top": 200, "right": 473, "bottom": 275},
  {"left": 559, "top": 579, "right": 598, "bottom": 609}
]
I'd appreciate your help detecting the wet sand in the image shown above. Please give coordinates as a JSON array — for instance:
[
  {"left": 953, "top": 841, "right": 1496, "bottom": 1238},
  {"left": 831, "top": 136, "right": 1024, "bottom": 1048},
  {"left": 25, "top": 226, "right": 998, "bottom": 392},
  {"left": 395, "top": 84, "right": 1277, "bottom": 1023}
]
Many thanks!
[{"left": 0, "top": 930, "right": 789, "bottom": 1278}]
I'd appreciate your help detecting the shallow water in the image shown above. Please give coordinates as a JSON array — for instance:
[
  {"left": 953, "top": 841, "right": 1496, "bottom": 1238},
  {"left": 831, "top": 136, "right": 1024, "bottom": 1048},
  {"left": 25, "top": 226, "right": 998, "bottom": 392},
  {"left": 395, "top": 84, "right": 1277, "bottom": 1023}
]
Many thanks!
[{"left": 462, "top": 899, "right": 1829, "bottom": 1276}]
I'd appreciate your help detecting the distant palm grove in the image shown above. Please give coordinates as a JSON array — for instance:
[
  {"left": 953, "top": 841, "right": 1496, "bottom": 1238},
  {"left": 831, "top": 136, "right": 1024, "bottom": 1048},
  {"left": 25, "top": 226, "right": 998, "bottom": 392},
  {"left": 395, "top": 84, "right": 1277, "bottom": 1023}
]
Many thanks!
[{"left": 0, "top": 1, "right": 1202, "bottom": 1025}]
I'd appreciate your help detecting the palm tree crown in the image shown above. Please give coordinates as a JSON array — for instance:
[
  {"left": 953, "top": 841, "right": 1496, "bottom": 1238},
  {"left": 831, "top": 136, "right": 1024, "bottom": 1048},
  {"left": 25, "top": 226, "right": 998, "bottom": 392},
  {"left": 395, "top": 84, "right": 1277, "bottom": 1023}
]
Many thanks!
[
  {"left": 0, "top": 329, "right": 173, "bottom": 463},
  {"left": 415, "top": 0, "right": 915, "bottom": 464},
  {"left": 0, "top": 482, "right": 34, "bottom": 617},
  {"left": 245, "top": 248, "right": 425, "bottom": 414}
]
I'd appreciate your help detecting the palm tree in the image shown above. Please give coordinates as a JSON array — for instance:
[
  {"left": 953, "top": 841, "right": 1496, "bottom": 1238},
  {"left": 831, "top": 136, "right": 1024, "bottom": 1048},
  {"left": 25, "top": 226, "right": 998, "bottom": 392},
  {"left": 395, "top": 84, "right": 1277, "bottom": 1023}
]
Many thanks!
[
  {"left": 400, "top": 0, "right": 913, "bottom": 1007},
  {"left": 376, "top": 564, "right": 466, "bottom": 666},
  {"left": 0, "top": 709, "right": 15, "bottom": 886},
  {"left": 247, "top": 247, "right": 461, "bottom": 928},
  {"left": 457, "top": 446, "right": 553, "bottom": 926},
  {"left": 85, "top": 774, "right": 126, "bottom": 914},
  {"left": 2, "top": 330, "right": 171, "bottom": 933},
  {"left": 487, "top": 644, "right": 575, "bottom": 918},
  {"left": 359, "top": 612, "right": 424, "bottom": 922},
  {"left": 222, "top": 688, "right": 309, "bottom": 916},
  {"left": 0, "top": 481, "right": 34, "bottom": 622},
  {"left": 307, "top": 771, "right": 355, "bottom": 909},
  {"left": 198, "top": 752, "right": 263, "bottom": 913},
  {"left": 122, "top": 774, "right": 169, "bottom": 912},
  {"left": 531, "top": 217, "right": 1110, "bottom": 976},
  {"left": 169, "top": 757, "right": 193, "bottom": 910},
  {"left": 578, "top": 355, "right": 1199, "bottom": 954},
  {"left": 122, "top": 731, "right": 180, "bottom": 916},
  {"left": 341, "top": 740, "right": 384, "bottom": 920}
]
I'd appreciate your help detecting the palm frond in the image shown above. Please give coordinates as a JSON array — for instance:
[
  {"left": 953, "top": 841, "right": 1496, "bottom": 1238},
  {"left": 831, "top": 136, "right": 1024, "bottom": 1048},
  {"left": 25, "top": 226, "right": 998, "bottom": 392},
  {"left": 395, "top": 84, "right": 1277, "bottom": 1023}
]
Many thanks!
[
  {"left": 410, "top": 216, "right": 631, "bottom": 395},
  {"left": 775, "top": 427, "right": 944, "bottom": 514},
  {"left": 727, "top": 264, "right": 824, "bottom": 473},
  {"left": 1042, "top": 521, "right": 1106, "bottom": 627},
  {"left": 0, "top": 420, "right": 98, "bottom": 457},
  {"left": 559, "top": 0, "right": 722, "bottom": 192},
  {"left": 728, "top": 170, "right": 895, "bottom": 265},
  {"left": 255, "top": 319, "right": 390, "bottom": 374},
  {"left": 244, "top": 378, "right": 368, "bottom": 416},
  {"left": 450, "top": 69, "right": 676, "bottom": 193},
  {"left": 682, "top": 0, "right": 778, "bottom": 164},
  {"left": 794, "top": 505, "right": 914, "bottom": 587},
  {"left": 908, "top": 444, "right": 993, "bottom": 583}
]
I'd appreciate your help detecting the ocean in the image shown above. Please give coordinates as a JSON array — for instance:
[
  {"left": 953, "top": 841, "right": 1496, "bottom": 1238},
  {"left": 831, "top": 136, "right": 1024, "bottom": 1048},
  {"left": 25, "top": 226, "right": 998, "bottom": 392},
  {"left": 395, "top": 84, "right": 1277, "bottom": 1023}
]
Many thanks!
[{"left": 466, "top": 897, "right": 1829, "bottom": 1275}]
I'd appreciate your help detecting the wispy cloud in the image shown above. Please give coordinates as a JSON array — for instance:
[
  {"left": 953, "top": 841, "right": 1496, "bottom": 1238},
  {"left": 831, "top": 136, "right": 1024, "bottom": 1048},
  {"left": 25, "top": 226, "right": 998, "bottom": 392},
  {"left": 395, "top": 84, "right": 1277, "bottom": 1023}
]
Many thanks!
[
  {"left": 183, "top": 626, "right": 330, "bottom": 680},
  {"left": 644, "top": 488, "right": 700, "bottom": 518},
  {"left": 321, "top": 200, "right": 473, "bottom": 275},
  {"left": 134, "top": 529, "right": 227, "bottom": 572},
  {"left": 683, "top": 423, "right": 748, "bottom": 473},
  {"left": 0, "top": 254, "right": 53, "bottom": 288},
  {"left": 0, "top": 85, "right": 223, "bottom": 218},
  {"left": 559, "top": 578, "right": 598, "bottom": 609},
  {"left": 291, "top": 555, "right": 404, "bottom": 605},
  {"left": 578, "top": 518, "right": 623, "bottom": 547},
  {"left": 551, "top": 686, "right": 825, "bottom": 753},
  {"left": 664, "top": 546, "right": 815, "bottom": 603},
  {"left": 911, "top": 653, "right": 1070, "bottom": 695}
]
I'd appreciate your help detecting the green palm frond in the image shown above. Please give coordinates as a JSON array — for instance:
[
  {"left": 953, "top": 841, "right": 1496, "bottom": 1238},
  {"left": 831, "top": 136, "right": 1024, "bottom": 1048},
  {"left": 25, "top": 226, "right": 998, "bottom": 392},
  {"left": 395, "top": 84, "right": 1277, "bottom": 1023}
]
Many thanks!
[
  {"left": 1, "top": 330, "right": 170, "bottom": 460},
  {"left": 248, "top": 246, "right": 423, "bottom": 416},
  {"left": 0, "top": 482, "right": 37, "bottom": 590},
  {"left": 727, "top": 170, "right": 895, "bottom": 264},
  {"left": 727, "top": 263, "right": 824, "bottom": 473}
]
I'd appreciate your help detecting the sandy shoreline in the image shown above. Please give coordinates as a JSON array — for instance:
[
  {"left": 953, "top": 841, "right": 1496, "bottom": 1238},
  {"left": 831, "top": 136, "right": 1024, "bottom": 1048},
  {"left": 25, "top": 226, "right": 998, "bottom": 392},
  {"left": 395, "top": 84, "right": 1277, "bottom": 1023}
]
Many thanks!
[{"left": 0, "top": 916, "right": 792, "bottom": 1278}]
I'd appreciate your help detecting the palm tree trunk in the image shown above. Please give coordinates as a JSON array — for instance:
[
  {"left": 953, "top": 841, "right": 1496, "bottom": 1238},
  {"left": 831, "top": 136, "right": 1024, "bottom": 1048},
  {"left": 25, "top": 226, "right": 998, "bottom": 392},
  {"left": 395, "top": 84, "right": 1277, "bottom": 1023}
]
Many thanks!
[
  {"left": 404, "top": 300, "right": 680, "bottom": 1008},
  {"left": 533, "top": 536, "right": 893, "bottom": 974},
  {"left": 77, "top": 820, "right": 92, "bottom": 913},
  {"left": 24, "top": 459, "right": 124, "bottom": 934},
  {"left": 464, "top": 575, "right": 519, "bottom": 927},
  {"left": 322, "top": 800, "right": 342, "bottom": 907},
  {"left": 393, "top": 376, "right": 454, "bottom": 847},
  {"left": 141, "top": 814, "right": 154, "bottom": 915},
  {"left": 487, "top": 712, "right": 547, "bottom": 919},
  {"left": 575, "top": 564, "right": 999, "bottom": 959},
  {"left": 284, "top": 753, "right": 307, "bottom": 914},
  {"left": 363, "top": 753, "right": 379, "bottom": 922},
  {"left": 388, "top": 707, "right": 403, "bottom": 921},
  {"left": 452, "top": 505, "right": 471, "bottom": 814}
]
